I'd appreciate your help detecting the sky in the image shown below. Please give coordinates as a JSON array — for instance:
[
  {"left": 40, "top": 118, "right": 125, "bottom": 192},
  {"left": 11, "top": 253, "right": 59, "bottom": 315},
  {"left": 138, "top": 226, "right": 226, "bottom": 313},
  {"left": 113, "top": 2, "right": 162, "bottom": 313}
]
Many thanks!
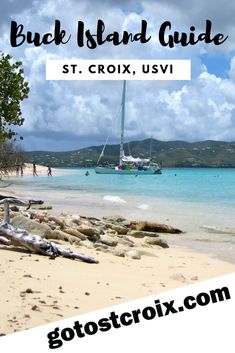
[{"left": 1, "top": 0, "right": 235, "bottom": 151}]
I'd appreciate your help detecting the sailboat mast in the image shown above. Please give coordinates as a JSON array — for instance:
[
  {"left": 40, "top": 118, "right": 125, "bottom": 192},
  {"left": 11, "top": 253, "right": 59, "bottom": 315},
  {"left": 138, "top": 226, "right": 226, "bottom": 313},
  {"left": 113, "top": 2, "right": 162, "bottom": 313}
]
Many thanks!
[{"left": 120, "top": 80, "right": 126, "bottom": 166}]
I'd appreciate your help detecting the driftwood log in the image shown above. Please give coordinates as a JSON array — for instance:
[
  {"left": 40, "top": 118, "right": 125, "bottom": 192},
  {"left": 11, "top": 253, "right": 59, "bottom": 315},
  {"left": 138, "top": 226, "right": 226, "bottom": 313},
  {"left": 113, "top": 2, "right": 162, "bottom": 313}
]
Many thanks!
[{"left": 0, "top": 197, "right": 98, "bottom": 264}]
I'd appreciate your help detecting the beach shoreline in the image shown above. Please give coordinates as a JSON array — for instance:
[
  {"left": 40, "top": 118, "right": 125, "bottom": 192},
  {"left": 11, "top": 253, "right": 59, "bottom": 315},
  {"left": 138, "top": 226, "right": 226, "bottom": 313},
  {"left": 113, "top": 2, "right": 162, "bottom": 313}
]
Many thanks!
[
  {"left": 0, "top": 166, "right": 235, "bottom": 335},
  {"left": 2, "top": 169, "right": 235, "bottom": 265}
]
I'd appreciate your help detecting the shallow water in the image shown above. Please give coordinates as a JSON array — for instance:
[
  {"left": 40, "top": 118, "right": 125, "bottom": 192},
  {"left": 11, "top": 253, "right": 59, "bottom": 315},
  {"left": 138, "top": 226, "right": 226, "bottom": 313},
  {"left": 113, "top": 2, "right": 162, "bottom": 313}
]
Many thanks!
[
  {"left": 7, "top": 167, "right": 235, "bottom": 263},
  {"left": 8, "top": 167, "right": 235, "bottom": 203}
]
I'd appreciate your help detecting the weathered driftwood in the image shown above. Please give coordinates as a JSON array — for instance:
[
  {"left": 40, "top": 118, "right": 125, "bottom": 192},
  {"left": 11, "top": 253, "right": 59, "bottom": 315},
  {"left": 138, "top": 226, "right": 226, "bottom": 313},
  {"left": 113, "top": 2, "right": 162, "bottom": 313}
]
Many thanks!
[
  {"left": 0, "top": 197, "right": 98, "bottom": 264},
  {"left": 0, "top": 235, "right": 11, "bottom": 245}
]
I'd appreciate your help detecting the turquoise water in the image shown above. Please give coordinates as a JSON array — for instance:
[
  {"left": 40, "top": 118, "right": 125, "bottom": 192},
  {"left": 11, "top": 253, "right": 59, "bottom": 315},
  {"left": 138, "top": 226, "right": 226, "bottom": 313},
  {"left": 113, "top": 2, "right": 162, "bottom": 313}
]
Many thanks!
[
  {"left": 7, "top": 167, "right": 235, "bottom": 262},
  {"left": 11, "top": 167, "right": 235, "bottom": 208}
]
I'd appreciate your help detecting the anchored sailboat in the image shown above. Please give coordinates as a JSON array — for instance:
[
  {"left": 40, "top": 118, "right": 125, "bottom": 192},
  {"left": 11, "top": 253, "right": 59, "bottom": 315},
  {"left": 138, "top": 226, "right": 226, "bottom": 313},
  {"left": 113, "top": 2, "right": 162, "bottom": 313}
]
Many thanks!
[{"left": 95, "top": 81, "right": 162, "bottom": 175}]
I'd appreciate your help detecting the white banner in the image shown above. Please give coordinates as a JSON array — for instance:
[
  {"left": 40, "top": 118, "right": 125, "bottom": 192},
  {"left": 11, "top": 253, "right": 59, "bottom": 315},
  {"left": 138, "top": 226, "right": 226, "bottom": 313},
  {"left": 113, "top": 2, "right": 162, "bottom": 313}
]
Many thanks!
[
  {"left": 46, "top": 59, "right": 191, "bottom": 80},
  {"left": 0, "top": 273, "right": 234, "bottom": 353}
]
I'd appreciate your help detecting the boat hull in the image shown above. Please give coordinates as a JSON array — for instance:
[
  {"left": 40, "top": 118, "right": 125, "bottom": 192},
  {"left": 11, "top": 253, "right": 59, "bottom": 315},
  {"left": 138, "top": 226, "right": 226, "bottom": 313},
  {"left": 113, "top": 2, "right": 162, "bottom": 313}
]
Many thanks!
[{"left": 95, "top": 167, "right": 162, "bottom": 175}]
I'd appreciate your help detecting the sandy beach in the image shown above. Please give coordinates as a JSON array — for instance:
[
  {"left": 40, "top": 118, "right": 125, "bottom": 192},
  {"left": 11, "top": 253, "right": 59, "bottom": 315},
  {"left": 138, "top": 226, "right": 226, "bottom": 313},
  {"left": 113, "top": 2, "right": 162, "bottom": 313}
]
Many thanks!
[
  {"left": 1, "top": 237, "right": 235, "bottom": 335},
  {"left": 5, "top": 163, "right": 56, "bottom": 178},
  {"left": 1, "top": 164, "right": 235, "bottom": 335}
]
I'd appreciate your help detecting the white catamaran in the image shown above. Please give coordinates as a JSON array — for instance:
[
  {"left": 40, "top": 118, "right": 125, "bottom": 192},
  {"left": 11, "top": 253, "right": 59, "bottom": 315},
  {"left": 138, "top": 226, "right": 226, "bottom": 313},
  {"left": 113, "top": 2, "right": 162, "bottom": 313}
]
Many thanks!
[{"left": 95, "top": 81, "right": 162, "bottom": 175}]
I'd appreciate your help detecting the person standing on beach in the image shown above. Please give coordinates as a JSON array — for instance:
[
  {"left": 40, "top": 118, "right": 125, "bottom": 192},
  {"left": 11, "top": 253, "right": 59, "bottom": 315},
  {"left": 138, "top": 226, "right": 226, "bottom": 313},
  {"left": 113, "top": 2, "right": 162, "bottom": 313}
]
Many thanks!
[
  {"left": 20, "top": 164, "right": 24, "bottom": 177},
  {"left": 47, "top": 166, "right": 52, "bottom": 176},
  {"left": 33, "top": 163, "right": 38, "bottom": 177},
  {"left": 15, "top": 166, "right": 19, "bottom": 176}
]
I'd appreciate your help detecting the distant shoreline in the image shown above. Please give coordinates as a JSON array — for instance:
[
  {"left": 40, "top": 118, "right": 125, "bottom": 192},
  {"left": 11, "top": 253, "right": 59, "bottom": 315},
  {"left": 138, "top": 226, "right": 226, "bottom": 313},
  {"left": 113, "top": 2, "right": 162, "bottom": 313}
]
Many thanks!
[{"left": 24, "top": 138, "right": 235, "bottom": 168}]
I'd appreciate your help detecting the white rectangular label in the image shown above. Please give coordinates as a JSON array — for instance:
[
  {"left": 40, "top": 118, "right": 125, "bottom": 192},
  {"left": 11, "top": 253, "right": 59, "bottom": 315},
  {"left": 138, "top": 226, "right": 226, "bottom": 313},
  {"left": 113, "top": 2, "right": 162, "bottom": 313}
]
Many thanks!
[{"left": 46, "top": 59, "right": 191, "bottom": 80}]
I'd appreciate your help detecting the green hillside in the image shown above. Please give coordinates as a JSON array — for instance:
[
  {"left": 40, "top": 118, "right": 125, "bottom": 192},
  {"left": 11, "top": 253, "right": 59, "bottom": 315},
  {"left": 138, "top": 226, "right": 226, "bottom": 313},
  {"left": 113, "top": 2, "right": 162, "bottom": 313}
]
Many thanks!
[{"left": 25, "top": 139, "right": 235, "bottom": 168}]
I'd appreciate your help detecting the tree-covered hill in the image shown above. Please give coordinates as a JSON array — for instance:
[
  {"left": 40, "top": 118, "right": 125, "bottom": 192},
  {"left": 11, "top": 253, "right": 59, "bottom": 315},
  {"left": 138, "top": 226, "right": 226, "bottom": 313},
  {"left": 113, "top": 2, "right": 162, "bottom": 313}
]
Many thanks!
[{"left": 25, "top": 139, "right": 235, "bottom": 168}]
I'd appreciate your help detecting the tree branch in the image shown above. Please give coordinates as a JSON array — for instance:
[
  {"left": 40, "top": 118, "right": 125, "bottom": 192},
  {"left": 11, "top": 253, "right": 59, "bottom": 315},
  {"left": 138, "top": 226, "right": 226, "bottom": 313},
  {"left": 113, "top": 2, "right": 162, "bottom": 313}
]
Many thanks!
[{"left": 0, "top": 197, "right": 98, "bottom": 264}]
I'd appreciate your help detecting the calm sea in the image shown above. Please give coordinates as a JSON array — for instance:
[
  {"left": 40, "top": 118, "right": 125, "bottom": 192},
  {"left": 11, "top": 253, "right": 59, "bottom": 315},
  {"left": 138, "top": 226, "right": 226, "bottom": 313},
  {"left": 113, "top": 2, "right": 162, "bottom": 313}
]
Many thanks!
[
  {"left": 10, "top": 167, "right": 235, "bottom": 206},
  {"left": 8, "top": 167, "right": 235, "bottom": 263}
]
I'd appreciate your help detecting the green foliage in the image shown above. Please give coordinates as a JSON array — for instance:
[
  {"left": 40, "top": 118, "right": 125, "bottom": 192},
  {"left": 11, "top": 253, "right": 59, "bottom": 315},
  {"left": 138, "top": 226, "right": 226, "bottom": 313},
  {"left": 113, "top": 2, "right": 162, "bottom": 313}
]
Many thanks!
[
  {"left": 0, "top": 141, "right": 27, "bottom": 177},
  {"left": 26, "top": 139, "right": 235, "bottom": 168},
  {"left": 0, "top": 52, "right": 29, "bottom": 142}
]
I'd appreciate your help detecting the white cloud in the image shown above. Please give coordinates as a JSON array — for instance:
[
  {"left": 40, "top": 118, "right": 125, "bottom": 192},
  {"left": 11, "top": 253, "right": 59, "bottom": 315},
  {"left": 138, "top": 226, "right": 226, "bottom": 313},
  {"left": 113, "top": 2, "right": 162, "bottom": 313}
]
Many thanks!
[
  {"left": 19, "top": 63, "right": 235, "bottom": 149},
  {"left": 0, "top": 0, "right": 235, "bottom": 150}
]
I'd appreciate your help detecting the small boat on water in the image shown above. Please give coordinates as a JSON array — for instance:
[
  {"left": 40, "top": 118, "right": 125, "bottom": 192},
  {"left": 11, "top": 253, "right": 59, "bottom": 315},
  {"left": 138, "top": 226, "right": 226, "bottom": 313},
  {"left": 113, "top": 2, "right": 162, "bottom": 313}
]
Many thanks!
[
  {"left": 95, "top": 81, "right": 162, "bottom": 175},
  {"left": 95, "top": 165, "right": 160, "bottom": 175}
]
